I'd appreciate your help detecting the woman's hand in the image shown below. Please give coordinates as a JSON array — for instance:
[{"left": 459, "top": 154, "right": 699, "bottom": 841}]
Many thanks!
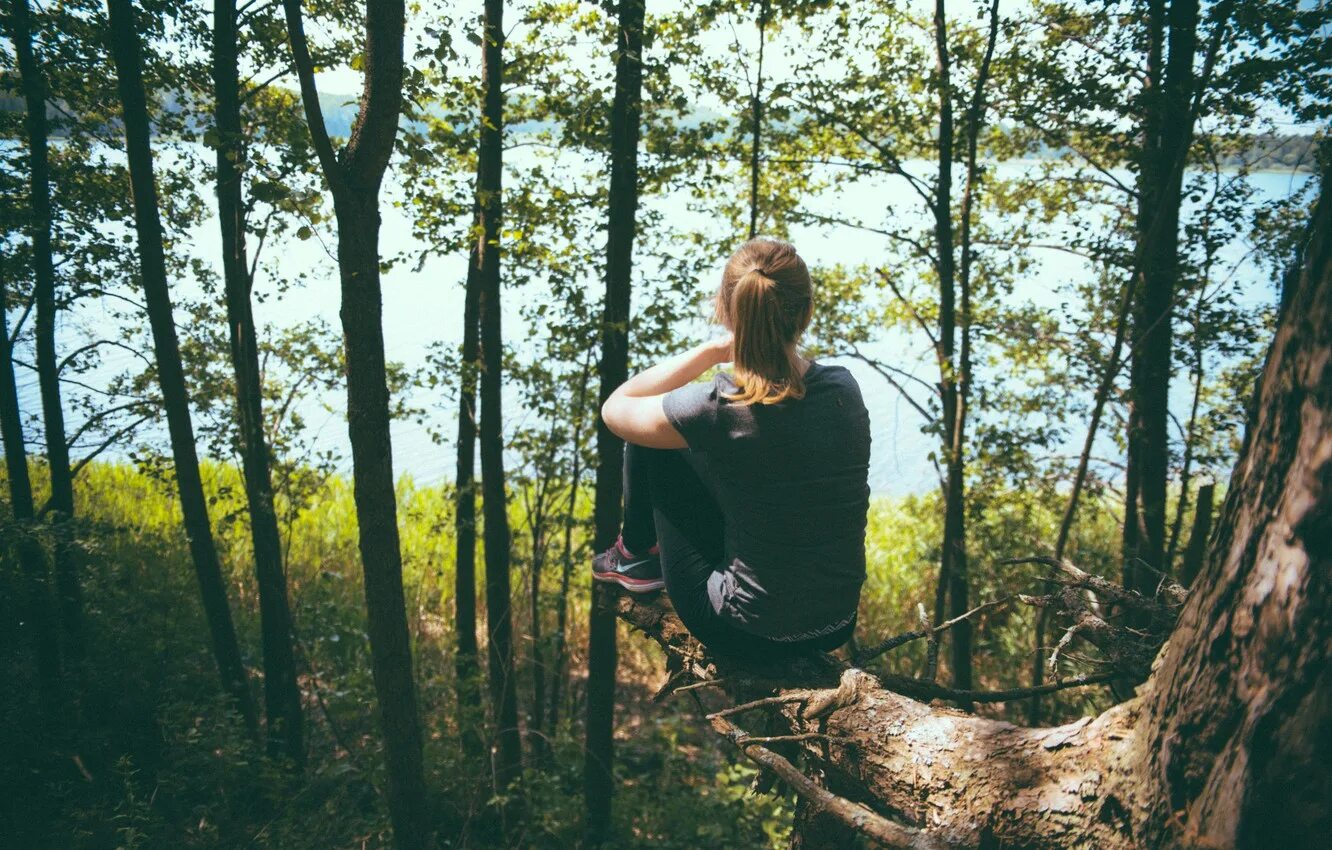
[{"left": 706, "top": 332, "right": 735, "bottom": 365}]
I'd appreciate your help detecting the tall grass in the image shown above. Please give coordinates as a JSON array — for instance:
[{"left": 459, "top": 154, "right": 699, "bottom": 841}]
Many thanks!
[{"left": 2, "top": 458, "right": 1134, "bottom": 847}]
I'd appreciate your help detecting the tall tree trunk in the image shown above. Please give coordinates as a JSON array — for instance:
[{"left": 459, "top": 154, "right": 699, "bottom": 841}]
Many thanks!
[
  {"left": 527, "top": 480, "right": 550, "bottom": 764},
  {"left": 105, "top": 0, "right": 258, "bottom": 738},
  {"left": 522, "top": 432, "right": 558, "bottom": 763},
  {"left": 1129, "top": 153, "right": 1330, "bottom": 846},
  {"left": 1123, "top": 1, "right": 1165, "bottom": 597},
  {"left": 584, "top": 1, "right": 645, "bottom": 844},
  {"left": 1165, "top": 321, "right": 1205, "bottom": 568},
  {"left": 747, "top": 0, "right": 768, "bottom": 240},
  {"left": 8, "top": 0, "right": 82, "bottom": 658},
  {"left": 0, "top": 260, "right": 62, "bottom": 719},
  {"left": 212, "top": 0, "right": 303, "bottom": 766},
  {"left": 944, "top": 0, "right": 998, "bottom": 704},
  {"left": 282, "top": 2, "right": 432, "bottom": 846},
  {"left": 337, "top": 194, "right": 430, "bottom": 842},
  {"left": 453, "top": 258, "right": 481, "bottom": 757},
  {"left": 474, "top": 0, "right": 522, "bottom": 795},
  {"left": 1123, "top": 0, "right": 1198, "bottom": 596},
  {"left": 931, "top": 0, "right": 971, "bottom": 692},
  {"left": 1031, "top": 280, "right": 1135, "bottom": 725},
  {"left": 547, "top": 354, "right": 593, "bottom": 736}
]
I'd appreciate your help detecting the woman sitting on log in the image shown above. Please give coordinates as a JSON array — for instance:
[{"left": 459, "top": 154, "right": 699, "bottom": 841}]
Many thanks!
[{"left": 594, "top": 237, "right": 872, "bottom": 659}]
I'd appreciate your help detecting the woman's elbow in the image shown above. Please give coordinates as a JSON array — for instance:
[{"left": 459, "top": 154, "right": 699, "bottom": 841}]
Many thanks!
[{"left": 600, "top": 396, "right": 626, "bottom": 440}]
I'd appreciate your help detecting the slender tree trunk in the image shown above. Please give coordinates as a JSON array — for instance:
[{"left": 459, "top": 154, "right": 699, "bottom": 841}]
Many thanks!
[
  {"left": 105, "top": 0, "right": 258, "bottom": 738},
  {"left": 585, "top": 1, "right": 645, "bottom": 843},
  {"left": 282, "top": 2, "right": 431, "bottom": 845},
  {"left": 944, "top": 0, "right": 998, "bottom": 703},
  {"left": 0, "top": 261, "right": 62, "bottom": 719},
  {"left": 1123, "top": 0, "right": 1165, "bottom": 597},
  {"left": 747, "top": 0, "right": 768, "bottom": 240},
  {"left": 523, "top": 434, "right": 558, "bottom": 762},
  {"left": 453, "top": 258, "right": 481, "bottom": 757},
  {"left": 1166, "top": 353, "right": 1203, "bottom": 567},
  {"left": 1032, "top": 278, "right": 1135, "bottom": 724},
  {"left": 1124, "top": 0, "right": 1198, "bottom": 595},
  {"left": 212, "top": 0, "right": 303, "bottom": 766},
  {"left": 471, "top": 0, "right": 522, "bottom": 794},
  {"left": 1179, "top": 480, "right": 1213, "bottom": 587},
  {"left": 337, "top": 193, "right": 430, "bottom": 842},
  {"left": 527, "top": 488, "right": 549, "bottom": 763},
  {"left": 548, "top": 355, "right": 593, "bottom": 735},
  {"left": 931, "top": 0, "right": 971, "bottom": 692},
  {"left": 8, "top": 0, "right": 82, "bottom": 658}
]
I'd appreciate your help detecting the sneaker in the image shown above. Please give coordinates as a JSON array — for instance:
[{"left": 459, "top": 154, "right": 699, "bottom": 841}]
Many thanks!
[{"left": 592, "top": 536, "right": 664, "bottom": 593}]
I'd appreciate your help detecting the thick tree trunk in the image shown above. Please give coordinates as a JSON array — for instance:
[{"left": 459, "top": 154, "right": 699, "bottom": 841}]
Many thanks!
[
  {"left": 0, "top": 264, "right": 62, "bottom": 718},
  {"left": 8, "top": 0, "right": 83, "bottom": 658},
  {"left": 212, "top": 0, "right": 304, "bottom": 766},
  {"left": 584, "top": 1, "right": 645, "bottom": 844},
  {"left": 282, "top": 2, "right": 431, "bottom": 846},
  {"left": 105, "top": 0, "right": 259, "bottom": 738},
  {"left": 1130, "top": 148, "right": 1329, "bottom": 846},
  {"left": 474, "top": 0, "right": 522, "bottom": 794},
  {"left": 616, "top": 159, "right": 1332, "bottom": 849}
]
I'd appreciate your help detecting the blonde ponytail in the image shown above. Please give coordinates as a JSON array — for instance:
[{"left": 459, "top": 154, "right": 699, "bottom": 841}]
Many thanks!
[{"left": 714, "top": 239, "right": 813, "bottom": 405}]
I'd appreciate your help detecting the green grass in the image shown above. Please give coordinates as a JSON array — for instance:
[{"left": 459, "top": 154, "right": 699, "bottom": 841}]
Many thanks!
[{"left": 1, "top": 458, "right": 1134, "bottom": 848}]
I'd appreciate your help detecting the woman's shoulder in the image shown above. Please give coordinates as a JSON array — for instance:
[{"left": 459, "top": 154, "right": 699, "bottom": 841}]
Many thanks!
[{"left": 809, "top": 361, "right": 862, "bottom": 391}]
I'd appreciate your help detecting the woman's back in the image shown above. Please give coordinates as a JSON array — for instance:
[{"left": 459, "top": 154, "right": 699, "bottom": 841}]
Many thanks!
[{"left": 663, "top": 360, "right": 871, "bottom": 641}]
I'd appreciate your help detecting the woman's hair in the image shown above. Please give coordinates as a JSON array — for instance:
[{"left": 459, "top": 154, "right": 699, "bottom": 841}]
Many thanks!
[{"left": 713, "top": 237, "right": 814, "bottom": 405}]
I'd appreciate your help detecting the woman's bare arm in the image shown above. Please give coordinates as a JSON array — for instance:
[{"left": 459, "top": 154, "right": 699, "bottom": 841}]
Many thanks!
[{"left": 601, "top": 334, "right": 733, "bottom": 449}]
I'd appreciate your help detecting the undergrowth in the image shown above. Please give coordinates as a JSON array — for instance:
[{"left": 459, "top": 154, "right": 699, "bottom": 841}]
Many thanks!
[{"left": 1, "top": 460, "right": 1129, "bottom": 848}]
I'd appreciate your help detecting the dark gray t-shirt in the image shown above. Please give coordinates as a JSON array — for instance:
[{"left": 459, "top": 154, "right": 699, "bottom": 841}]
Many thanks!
[{"left": 662, "top": 361, "right": 871, "bottom": 641}]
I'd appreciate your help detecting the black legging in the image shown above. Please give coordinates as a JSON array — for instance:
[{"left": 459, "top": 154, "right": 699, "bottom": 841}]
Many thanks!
[{"left": 619, "top": 442, "right": 855, "bottom": 661}]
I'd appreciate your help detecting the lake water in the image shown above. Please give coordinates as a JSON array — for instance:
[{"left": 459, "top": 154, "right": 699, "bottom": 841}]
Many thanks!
[{"left": 10, "top": 141, "right": 1312, "bottom": 496}]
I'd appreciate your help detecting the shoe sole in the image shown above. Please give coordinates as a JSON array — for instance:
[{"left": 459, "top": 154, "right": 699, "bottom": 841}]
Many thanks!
[{"left": 593, "top": 571, "right": 665, "bottom": 593}]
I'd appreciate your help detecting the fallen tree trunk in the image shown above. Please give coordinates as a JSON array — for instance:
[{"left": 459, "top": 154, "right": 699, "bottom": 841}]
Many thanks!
[{"left": 613, "top": 156, "right": 1331, "bottom": 849}]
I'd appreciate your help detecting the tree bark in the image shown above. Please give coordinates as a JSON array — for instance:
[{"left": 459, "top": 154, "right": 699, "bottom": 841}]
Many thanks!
[
  {"left": 282, "top": 2, "right": 432, "bottom": 846},
  {"left": 616, "top": 156, "right": 1332, "bottom": 849},
  {"left": 473, "top": 0, "right": 522, "bottom": 795},
  {"left": 1123, "top": 0, "right": 1198, "bottom": 596},
  {"left": 0, "top": 259, "right": 62, "bottom": 719},
  {"left": 105, "top": 0, "right": 259, "bottom": 738},
  {"left": 212, "top": 0, "right": 304, "bottom": 766},
  {"left": 8, "top": 0, "right": 83, "bottom": 658},
  {"left": 584, "top": 1, "right": 645, "bottom": 844}
]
